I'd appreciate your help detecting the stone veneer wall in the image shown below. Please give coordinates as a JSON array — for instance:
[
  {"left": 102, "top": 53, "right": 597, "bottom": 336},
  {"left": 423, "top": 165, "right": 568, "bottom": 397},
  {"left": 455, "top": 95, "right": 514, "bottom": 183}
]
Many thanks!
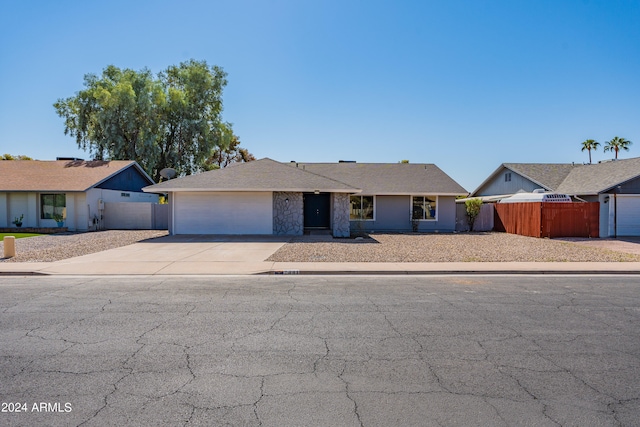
[
  {"left": 331, "top": 193, "right": 351, "bottom": 237},
  {"left": 273, "top": 192, "right": 303, "bottom": 235}
]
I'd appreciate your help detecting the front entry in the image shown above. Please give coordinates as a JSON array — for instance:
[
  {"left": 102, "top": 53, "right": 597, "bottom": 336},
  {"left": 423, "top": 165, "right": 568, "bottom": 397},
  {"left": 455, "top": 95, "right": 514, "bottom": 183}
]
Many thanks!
[{"left": 303, "top": 193, "right": 330, "bottom": 229}]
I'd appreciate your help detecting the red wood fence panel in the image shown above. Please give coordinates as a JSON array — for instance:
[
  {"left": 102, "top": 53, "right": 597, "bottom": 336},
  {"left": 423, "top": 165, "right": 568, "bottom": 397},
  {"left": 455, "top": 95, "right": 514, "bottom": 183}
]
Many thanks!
[
  {"left": 494, "top": 202, "right": 542, "bottom": 237},
  {"left": 540, "top": 202, "right": 599, "bottom": 238},
  {"left": 494, "top": 202, "right": 599, "bottom": 238}
]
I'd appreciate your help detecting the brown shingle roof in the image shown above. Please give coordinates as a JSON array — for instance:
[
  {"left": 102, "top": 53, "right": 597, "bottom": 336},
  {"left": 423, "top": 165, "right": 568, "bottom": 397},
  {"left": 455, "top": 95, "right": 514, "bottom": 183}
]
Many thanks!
[{"left": 0, "top": 160, "right": 144, "bottom": 192}]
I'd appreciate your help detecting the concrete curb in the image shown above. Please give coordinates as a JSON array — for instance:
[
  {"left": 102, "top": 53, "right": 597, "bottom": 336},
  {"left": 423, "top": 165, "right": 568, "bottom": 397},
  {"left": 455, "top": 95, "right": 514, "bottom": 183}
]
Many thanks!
[
  {"left": 3, "top": 265, "right": 640, "bottom": 276},
  {"left": 268, "top": 269, "right": 640, "bottom": 275}
]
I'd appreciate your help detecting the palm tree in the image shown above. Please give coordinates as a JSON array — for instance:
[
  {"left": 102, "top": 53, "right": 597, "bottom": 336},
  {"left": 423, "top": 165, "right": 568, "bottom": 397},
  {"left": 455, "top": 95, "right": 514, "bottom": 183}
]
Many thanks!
[
  {"left": 581, "top": 139, "right": 600, "bottom": 164},
  {"left": 604, "top": 136, "right": 633, "bottom": 159}
]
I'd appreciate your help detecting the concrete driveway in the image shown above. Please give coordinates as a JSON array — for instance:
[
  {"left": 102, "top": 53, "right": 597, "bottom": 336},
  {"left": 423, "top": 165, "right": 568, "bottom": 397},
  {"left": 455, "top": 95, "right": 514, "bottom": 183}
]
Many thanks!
[
  {"left": 556, "top": 236, "right": 640, "bottom": 255},
  {"left": 43, "top": 235, "right": 290, "bottom": 275}
]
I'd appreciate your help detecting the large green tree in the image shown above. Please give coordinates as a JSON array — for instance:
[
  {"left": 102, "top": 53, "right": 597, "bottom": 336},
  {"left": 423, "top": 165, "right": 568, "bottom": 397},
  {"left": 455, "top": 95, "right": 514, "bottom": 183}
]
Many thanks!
[
  {"left": 54, "top": 60, "right": 237, "bottom": 182},
  {"left": 580, "top": 139, "right": 599, "bottom": 164},
  {"left": 604, "top": 136, "right": 632, "bottom": 159},
  {"left": 1, "top": 154, "right": 33, "bottom": 160},
  {"left": 202, "top": 123, "right": 256, "bottom": 171}
]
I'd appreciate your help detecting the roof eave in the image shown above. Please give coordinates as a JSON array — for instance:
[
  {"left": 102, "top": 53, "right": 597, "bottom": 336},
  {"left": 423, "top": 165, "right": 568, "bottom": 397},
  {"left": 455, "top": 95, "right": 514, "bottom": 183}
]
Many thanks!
[
  {"left": 363, "top": 192, "right": 468, "bottom": 196},
  {"left": 143, "top": 187, "right": 362, "bottom": 193}
]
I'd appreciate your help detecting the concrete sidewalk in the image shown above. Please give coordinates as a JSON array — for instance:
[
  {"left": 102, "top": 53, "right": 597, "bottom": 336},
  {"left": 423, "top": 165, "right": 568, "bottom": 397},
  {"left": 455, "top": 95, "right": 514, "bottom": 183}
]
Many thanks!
[
  {"left": 2, "top": 258, "right": 640, "bottom": 276},
  {"left": 2, "top": 261, "right": 640, "bottom": 275},
  {"left": 2, "top": 234, "right": 640, "bottom": 275}
]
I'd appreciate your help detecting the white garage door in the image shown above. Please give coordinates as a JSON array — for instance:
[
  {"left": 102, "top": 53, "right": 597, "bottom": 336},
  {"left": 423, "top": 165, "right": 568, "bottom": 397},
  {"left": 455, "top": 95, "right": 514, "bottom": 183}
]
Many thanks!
[
  {"left": 616, "top": 195, "right": 640, "bottom": 236},
  {"left": 174, "top": 192, "right": 272, "bottom": 234}
]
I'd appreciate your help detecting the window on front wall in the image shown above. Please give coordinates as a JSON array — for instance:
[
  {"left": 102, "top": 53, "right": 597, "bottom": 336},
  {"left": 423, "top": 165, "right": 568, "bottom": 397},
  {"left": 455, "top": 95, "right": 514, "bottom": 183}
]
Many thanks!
[
  {"left": 350, "top": 195, "right": 374, "bottom": 220},
  {"left": 41, "top": 194, "right": 66, "bottom": 219},
  {"left": 412, "top": 196, "right": 437, "bottom": 220},
  {"left": 505, "top": 172, "right": 512, "bottom": 182}
]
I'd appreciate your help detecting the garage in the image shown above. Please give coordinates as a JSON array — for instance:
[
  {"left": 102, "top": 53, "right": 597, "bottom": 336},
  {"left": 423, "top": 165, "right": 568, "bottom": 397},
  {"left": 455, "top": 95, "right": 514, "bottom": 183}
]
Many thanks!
[
  {"left": 173, "top": 191, "right": 272, "bottom": 234},
  {"left": 144, "top": 158, "right": 359, "bottom": 236},
  {"left": 615, "top": 195, "right": 640, "bottom": 236}
]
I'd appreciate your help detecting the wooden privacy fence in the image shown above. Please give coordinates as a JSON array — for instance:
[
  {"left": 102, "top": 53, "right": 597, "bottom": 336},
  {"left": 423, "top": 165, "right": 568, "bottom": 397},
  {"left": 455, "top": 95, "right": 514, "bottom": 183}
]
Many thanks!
[
  {"left": 495, "top": 202, "right": 599, "bottom": 238},
  {"left": 455, "top": 203, "right": 494, "bottom": 231}
]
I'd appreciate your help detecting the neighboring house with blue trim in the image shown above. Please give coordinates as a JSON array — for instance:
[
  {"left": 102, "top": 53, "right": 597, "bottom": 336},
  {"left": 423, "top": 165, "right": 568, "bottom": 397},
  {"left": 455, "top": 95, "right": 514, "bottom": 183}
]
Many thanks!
[
  {"left": 143, "top": 158, "right": 467, "bottom": 236},
  {"left": 0, "top": 159, "right": 158, "bottom": 231}
]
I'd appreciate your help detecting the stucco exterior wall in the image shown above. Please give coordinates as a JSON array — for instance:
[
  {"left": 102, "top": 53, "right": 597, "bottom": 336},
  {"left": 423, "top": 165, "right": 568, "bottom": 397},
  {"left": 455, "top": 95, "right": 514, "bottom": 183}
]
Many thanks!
[
  {"left": 86, "top": 188, "right": 159, "bottom": 231},
  {"left": 0, "top": 193, "right": 6, "bottom": 227},
  {"left": 273, "top": 192, "right": 303, "bottom": 235},
  {"left": 350, "top": 195, "right": 457, "bottom": 233},
  {"left": 0, "top": 187, "right": 158, "bottom": 231}
]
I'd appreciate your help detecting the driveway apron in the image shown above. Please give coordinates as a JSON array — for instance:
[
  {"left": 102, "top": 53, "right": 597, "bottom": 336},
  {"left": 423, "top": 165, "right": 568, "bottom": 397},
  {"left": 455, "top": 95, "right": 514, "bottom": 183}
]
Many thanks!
[{"left": 40, "top": 235, "right": 290, "bottom": 275}]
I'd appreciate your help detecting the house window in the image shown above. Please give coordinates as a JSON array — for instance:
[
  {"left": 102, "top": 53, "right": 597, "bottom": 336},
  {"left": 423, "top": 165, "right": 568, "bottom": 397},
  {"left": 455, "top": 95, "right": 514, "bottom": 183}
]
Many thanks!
[
  {"left": 41, "top": 194, "right": 66, "bottom": 219},
  {"left": 412, "top": 196, "right": 437, "bottom": 220},
  {"left": 505, "top": 172, "right": 512, "bottom": 182},
  {"left": 350, "top": 195, "right": 374, "bottom": 220}
]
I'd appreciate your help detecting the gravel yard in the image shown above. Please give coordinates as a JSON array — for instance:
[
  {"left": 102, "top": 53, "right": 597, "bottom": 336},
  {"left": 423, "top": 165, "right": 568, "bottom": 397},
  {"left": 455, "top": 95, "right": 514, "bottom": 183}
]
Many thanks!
[
  {"left": 2, "top": 231, "right": 639, "bottom": 263},
  {"left": 0, "top": 230, "right": 167, "bottom": 262},
  {"left": 267, "top": 232, "right": 640, "bottom": 262}
]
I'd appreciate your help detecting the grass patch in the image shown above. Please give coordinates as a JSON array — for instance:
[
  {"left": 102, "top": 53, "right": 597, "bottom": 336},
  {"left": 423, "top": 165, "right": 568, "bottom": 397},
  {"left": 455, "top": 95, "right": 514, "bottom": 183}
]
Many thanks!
[{"left": 0, "top": 233, "right": 42, "bottom": 240}]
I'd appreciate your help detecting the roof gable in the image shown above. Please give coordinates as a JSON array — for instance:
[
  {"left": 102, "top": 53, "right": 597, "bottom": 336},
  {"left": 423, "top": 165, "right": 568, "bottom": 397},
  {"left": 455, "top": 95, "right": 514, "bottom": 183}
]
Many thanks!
[
  {"left": 0, "top": 160, "right": 153, "bottom": 192},
  {"left": 472, "top": 163, "right": 577, "bottom": 195}
]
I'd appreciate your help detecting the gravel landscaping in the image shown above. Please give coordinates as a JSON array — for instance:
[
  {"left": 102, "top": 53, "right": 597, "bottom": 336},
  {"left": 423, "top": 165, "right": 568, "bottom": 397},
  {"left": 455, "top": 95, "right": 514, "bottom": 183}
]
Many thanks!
[
  {"left": 2, "top": 230, "right": 639, "bottom": 263},
  {"left": 0, "top": 230, "right": 168, "bottom": 262},
  {"left": 267, "top": 232, "right": 640, "bottom": 262}
]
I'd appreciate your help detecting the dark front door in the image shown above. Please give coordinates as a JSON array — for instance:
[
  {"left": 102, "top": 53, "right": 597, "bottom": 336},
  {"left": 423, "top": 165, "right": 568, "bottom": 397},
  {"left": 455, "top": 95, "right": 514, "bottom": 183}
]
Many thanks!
[{"left": 303, "top": 193, "right": 330, "bottom": 228}]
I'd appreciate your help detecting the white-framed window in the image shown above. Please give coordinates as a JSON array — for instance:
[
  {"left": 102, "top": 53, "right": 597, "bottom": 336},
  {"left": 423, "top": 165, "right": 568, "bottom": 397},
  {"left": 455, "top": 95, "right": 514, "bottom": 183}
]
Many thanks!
[
  {"left": 412, "top": 196, "right": 437, "bottom": 220},
  {"left": 350, "top": 195, "right": 375, "bottom": 220},
  {"left": 505, "top": 172, "right": 512, "bottom": 182},
  {"left": 41, "top": 194, "right": 66, "bottom": 219}
]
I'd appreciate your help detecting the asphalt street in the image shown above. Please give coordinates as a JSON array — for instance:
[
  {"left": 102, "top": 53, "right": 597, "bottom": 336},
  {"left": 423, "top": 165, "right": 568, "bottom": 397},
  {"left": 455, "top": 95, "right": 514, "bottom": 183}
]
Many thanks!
[{"left": 1, "top": 275, "right": 639, "bottom": 427}]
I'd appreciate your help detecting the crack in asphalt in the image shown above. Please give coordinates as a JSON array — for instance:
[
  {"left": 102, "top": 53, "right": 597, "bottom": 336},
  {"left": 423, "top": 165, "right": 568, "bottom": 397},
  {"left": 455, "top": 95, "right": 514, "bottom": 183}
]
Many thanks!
[{"left": 2, "top": 276, "right": 639, "bottom": 426}]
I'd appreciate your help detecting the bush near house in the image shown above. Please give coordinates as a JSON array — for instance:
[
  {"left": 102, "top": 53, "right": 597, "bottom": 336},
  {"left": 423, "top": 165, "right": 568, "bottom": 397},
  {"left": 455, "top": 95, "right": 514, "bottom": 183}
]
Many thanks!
[{"left": 465, "top": 198, "right": 483, "bottom": 231}]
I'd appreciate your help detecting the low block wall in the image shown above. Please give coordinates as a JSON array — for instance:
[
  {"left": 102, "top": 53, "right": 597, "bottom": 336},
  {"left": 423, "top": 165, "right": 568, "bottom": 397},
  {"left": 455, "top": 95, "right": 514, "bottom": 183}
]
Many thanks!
[
  {"left": 0, "top": 227, "right": 68, "bottom": 234},
  {"left": 103, "top": 202, "right": 168, "bottom": 230}
]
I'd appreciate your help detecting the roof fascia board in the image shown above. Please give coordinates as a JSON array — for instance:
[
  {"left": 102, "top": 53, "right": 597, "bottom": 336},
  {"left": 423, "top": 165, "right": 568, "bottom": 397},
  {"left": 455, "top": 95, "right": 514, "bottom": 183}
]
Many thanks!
[
  {"left": 143, "top": 188, "right": 363, "bottom": 193},
  {"left": 370, "top": 192, "right": 468, "bottom": 196}
]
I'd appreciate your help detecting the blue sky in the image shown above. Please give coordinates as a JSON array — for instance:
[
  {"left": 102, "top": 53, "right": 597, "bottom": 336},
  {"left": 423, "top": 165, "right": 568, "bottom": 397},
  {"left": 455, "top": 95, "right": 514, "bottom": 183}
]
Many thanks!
[{"left": 1, "top": 0, "right": 639, "bottom": 191}]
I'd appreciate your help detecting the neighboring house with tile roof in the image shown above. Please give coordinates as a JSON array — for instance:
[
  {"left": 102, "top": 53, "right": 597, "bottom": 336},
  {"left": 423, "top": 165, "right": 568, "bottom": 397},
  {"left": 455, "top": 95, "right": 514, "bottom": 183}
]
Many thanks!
[
  {"left": 471, "top": 157, "right": 640, "bottom": 237},
  {"left": 0, "top": 160, "right": 158, "bottom": 231},
  {"left": 144, "top": 158, "right": 468, "bottom": 236}
]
